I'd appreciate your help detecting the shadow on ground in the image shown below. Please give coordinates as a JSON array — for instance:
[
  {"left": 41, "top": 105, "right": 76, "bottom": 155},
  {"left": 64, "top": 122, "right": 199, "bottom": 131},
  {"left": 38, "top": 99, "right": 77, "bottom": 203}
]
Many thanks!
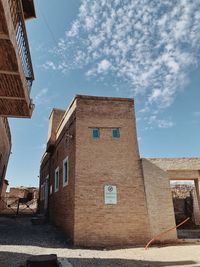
[
  {"left": 67, "top": 258, "right": 197, "bottom": 267},
  {"left": 0, "top": 251, "right": 197, "bottom": 267},
  {"left": 0, "top": 216, "right": 69, "bottom": 248}
]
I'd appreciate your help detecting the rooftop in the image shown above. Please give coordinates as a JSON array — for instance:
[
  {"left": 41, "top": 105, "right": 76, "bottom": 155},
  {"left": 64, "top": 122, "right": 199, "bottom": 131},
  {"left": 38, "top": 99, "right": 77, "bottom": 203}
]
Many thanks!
[{"left": 146, "top": 158, "right": 200, "bottom": 171}]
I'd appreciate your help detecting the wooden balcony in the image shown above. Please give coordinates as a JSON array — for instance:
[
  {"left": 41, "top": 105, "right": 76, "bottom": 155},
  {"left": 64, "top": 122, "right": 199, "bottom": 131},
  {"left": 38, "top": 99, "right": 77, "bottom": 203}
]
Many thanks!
[{"left": 0, "top": 0, "right": 35, "bottom": 118}]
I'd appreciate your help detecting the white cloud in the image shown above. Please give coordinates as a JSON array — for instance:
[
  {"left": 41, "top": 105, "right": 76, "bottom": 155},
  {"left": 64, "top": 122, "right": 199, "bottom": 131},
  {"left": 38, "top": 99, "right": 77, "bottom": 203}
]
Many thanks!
[
  {"left": 41, "top": 61, "right": 57, "bottom": 70},
  {"left": 34, "top": 88, "right": 49, "bottom": 106},
  {"left": 157, "top": 120, "right": 174, "bottom": 129},
  {"left": 146, "top": 114, "right": 175, "bottom": 129},
  {"left": 49, "top": 0, "right": 200, "bottom": 126},
  {"left": 97, "top": 59, "right": 111, "bottom": 73},
  {"left": 66, "top": 20, "right": 80, "bottom": 37}
]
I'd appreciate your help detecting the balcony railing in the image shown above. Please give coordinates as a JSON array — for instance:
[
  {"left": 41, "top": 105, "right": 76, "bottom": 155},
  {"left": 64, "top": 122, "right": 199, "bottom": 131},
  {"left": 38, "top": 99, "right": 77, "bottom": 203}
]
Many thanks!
[{"left": 8, "top": 0, "right": 34, "bottom": 93}]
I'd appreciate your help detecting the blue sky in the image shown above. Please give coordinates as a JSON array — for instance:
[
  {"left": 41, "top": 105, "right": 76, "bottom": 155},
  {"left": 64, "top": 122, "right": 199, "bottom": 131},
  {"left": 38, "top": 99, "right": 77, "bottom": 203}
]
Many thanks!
[{"left": 7, "top": 0, "right": 200, "bottom": 187}]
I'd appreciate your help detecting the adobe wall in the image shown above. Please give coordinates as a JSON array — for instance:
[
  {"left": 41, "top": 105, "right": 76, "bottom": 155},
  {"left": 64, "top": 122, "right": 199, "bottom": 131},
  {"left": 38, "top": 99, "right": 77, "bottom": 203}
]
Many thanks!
[
  {"left": 74, "top": 96, "right": 150, "bottom": 247},
  {"left": 142, "top": 159, "right": 177, "bottom": 241},
  {"left": 0, "top": 117, "right": 11, "bottom": 196}
]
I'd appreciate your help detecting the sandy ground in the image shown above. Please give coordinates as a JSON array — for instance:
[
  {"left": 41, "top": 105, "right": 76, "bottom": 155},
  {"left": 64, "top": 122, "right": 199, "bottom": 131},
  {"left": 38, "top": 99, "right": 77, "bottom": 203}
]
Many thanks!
[{"left": 0, "top": 217, "right": 200, "bottom": 267}]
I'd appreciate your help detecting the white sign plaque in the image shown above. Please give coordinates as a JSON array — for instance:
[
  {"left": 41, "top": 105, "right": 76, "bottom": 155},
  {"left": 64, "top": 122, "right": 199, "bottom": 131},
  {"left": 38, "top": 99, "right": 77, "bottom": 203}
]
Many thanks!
[{"left": 104, "top": 185, "right": 117, "bottom": 204}]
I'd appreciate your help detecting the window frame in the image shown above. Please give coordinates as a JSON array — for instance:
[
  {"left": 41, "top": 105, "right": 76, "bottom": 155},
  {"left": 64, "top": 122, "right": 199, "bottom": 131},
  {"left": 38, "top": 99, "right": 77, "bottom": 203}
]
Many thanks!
[
  {"left": 63, "top": 157, "right": 69, "bottom": 187},
  {"left": 54, "top": 166, "right": 59, "bottom": 192},
  {"left": 92, "top": 128, "right": 100, "bottom": 139},
  {"left": 112, "top": 128, "right": 120, "bottom": 139}
]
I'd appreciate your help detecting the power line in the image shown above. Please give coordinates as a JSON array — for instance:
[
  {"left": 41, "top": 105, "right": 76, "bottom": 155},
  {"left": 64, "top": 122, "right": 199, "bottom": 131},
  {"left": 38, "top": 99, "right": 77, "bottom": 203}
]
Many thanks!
[{"left": 38, "top": 5, "right": 58, "bottom": 46}]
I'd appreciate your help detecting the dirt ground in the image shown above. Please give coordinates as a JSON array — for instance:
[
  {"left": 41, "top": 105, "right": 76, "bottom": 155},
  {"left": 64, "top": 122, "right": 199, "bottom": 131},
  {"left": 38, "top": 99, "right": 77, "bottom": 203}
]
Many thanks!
[{"left": 0, "top": 216, "right": 200, "bottom": 267}]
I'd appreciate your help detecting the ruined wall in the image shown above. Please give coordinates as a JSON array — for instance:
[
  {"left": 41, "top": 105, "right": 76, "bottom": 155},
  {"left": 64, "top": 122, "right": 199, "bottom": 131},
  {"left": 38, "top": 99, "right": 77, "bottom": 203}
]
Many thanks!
[
  {"left": 7, "top": 187, "right": 38, "bottom": 199},
  {"left": 74, "top": 96, "right": 150, "bottom": 247},
  {"left": 142, "top": 159, "right": 177, "bottom": 241}
]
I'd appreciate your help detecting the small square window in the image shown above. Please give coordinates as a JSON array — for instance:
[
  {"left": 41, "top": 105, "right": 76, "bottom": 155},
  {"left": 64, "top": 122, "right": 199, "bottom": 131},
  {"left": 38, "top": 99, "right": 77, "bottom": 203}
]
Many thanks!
[
  {"left": 92, "top": 128, "right": 100, "bottom": 139},
  {"left": 112, "top": 128, "right": 120, "bottom": 138}
]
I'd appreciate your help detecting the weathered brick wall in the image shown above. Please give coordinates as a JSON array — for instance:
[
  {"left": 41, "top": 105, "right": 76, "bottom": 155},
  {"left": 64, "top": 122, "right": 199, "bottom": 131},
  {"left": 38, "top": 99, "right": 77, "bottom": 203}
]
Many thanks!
[
  {"left": 40, "top": 108, "right": 76, "bottom": 242},
  {"left": 74, "top": 96, "right": 150, "bottom": 246},
  {"left": 0, "top": 117, "right": 11, "bottom": 196},
  {"left": 142, "top": 159, "right": 177, "bottom": 241}
]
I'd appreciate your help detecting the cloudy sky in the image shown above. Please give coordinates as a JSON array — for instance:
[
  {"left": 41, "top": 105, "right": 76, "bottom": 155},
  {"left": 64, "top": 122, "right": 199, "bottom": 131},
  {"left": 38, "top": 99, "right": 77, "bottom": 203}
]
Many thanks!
[{"left": 7, "top": 0, "right": 200, "bottom": 186}]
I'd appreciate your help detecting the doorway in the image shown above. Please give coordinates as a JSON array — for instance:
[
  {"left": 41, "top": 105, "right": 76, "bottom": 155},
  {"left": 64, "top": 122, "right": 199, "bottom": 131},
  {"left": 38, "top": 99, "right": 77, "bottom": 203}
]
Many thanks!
[{"left": 170, "top": 180, "right": 200, "bottom": 239}]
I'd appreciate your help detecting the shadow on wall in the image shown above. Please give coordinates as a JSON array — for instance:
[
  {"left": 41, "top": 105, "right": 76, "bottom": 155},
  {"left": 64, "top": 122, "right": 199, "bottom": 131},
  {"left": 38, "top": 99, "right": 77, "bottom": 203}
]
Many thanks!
[{"left": 0, "top": 252, "right": 197, "bottom": 267}]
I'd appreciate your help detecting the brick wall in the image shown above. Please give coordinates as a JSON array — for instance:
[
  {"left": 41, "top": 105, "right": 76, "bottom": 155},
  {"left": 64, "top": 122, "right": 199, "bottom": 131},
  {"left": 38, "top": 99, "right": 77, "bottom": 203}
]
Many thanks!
[
  {"left": 0, "top": 117, "right": 11, "bottom": 196},
  {"left": 40, "top": 96, "right": 151, "bottom": 246},
  {"left": 40, "top": 107, "right": 77, "bottom": 242},
  {"left": 142, "top": 159, "right": 177, "bottom": 241},
  {"left": 74, "top": 96, "right": 150, "bottom": 246}
]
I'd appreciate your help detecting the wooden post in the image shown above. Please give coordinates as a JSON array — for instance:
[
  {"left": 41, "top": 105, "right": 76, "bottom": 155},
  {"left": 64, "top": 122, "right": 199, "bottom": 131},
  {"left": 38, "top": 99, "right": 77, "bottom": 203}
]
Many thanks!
[{"left": 16, "top": 198, "right": 20, "bottom": 215}]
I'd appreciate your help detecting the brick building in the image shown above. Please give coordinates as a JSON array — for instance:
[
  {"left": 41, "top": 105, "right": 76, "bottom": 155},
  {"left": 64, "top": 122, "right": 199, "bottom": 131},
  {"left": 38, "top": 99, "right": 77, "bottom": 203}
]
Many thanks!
[
  {"left": 0, "top": 0, "right": 36, "bottom": 195},
  {"left": 40, "top": 95, "right": 151, "bottom": 246},
  {"left": 0, "top": 0, "right": 36, "bottom": 117},
  {"left": 39, "top": 95, "right": 200, "bottom": 246}
]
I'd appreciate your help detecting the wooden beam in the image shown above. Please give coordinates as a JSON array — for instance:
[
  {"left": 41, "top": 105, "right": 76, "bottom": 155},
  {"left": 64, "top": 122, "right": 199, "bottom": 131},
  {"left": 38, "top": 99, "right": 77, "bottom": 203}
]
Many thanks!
[
  {"left": 0, "top": 70, "right": 19, "bottom": 75},
  {"left": 0, "top": 33, "right": 10, "bottom": 40},
  {"left": 0, "top": 96, "right": 25, "bottom": 100},
  {"left": 0, "top": 114, "right": 31, "bottom": 118}
]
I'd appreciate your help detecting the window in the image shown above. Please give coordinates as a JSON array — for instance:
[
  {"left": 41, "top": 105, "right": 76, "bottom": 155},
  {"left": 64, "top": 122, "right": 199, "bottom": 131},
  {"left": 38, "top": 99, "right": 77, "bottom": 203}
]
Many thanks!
[
  {"left": 54, "top": 167, "right": 59, "bottom": 192},
  {"left": 112, "top": 128, "right": 120, "bottom": 138},
  {"left": 63, "top": 157, "right": 69, "bottom": 186},
  {"left": 92, "top": 128, "right": 100, "bottom": 139}
]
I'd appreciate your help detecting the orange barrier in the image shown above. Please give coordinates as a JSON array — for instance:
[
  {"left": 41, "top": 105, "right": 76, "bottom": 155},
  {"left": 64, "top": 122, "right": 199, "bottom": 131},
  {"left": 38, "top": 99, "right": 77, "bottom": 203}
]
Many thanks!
[{"left": 145, "top": 217, "right": 190, "bottom": 250}]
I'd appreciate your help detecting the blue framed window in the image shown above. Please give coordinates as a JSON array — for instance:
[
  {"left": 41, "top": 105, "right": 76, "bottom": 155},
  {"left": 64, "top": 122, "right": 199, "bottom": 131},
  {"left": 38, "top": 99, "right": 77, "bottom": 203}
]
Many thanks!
[
  {"left": 92, "top": 128, "right": 100, "bottom": 139},
  {"left": 112, "top": 128, "right": 120, "bottom": 138}
]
